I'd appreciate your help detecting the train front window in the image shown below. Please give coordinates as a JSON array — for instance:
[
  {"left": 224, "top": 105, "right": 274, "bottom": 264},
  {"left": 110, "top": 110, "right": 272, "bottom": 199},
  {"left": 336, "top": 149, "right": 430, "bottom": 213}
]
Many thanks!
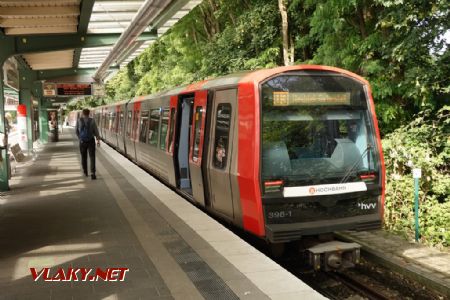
[{"left": 261, "top": 74, "right": 379, "bottom": 186}]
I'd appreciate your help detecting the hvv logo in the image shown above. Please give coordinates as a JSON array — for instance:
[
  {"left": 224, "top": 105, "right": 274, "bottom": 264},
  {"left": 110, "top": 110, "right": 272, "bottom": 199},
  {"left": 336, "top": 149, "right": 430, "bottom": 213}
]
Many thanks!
[{"left": 357, "top": 202, "right": 377, "bottom": 210}]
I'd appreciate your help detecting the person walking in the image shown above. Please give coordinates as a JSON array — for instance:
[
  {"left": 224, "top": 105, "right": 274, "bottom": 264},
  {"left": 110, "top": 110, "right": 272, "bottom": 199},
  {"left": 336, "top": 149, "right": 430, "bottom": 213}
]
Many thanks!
[{"left": 76, "top": 108, "right": 100, "bottom": 180}]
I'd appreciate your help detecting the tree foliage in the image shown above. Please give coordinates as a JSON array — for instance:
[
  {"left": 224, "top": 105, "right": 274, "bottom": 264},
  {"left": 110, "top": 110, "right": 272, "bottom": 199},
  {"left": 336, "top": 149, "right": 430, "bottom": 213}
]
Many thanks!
[
  {"left": 382, "top": 106, "right": 450, "bottom": 248},
  {"left": 306, "top": 0, "right": 449, "bottom": 132}
]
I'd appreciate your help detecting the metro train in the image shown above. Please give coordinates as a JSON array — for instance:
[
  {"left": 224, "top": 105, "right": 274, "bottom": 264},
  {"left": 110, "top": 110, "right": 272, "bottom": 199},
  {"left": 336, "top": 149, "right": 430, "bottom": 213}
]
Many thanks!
[{"left": 70, "top": 65, "right": 385, "bottom": 267}]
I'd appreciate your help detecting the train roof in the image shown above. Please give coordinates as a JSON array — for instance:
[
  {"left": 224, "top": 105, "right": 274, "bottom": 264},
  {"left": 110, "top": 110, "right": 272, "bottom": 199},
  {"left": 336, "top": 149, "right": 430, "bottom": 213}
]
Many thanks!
[
  {"left": 182, "top": 65, "right": 369, "bottom": 94},
  {"left": 128, "top": 71, "right": 252, "bottom": 104},
  {"left": 112, "top": 65, "right": 369, "bottom": 106},
  {"left": 129, "top": 85, "right": 188, "bottom": 104},
  {"left": 188, "top": 71, "right": 252, "bottom": 91},
  {"left": 238, "top": 65, "right": 369, "bottom": 85}
]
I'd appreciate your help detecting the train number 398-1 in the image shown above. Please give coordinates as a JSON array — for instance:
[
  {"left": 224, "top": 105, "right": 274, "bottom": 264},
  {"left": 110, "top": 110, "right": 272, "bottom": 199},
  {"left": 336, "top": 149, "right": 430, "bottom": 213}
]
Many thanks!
[{"left": 268, "top": 211, "right": 293, "bottom": 219}]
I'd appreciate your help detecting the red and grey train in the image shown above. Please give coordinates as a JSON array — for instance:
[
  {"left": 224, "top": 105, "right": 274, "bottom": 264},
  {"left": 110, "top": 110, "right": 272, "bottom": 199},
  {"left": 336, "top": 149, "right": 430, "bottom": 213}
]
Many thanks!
[{"left": 73, "top": 65, "right": 385, "bottom": 253}]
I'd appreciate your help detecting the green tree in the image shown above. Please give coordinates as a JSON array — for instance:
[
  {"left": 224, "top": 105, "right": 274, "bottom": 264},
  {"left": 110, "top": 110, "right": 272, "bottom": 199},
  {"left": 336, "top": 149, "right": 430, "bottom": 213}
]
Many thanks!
[
  {"left": 383, "top": 106, "right": 450, "bottom": 248},
  {"left": 307, "top": 0, "right": 449, "bottom": 132}
]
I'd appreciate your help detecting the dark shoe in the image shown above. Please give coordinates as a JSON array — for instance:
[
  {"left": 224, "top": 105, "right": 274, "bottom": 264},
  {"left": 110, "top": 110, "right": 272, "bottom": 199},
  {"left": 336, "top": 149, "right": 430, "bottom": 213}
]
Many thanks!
[
  {"left": 84, "top": 170, "right": 88, "bottom": 177},
  {"left": 91, "top": 174, "right": 97, "bottom": 180}
]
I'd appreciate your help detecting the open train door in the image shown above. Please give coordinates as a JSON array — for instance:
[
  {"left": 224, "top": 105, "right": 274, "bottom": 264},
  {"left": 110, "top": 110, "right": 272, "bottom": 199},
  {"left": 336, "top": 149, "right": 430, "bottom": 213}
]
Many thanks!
[
  {"left": 188, "top": 90, "right": 208, "bottom": 206},
  {"left": 171, "top": 94, "right": 194, "bottom": 194}
]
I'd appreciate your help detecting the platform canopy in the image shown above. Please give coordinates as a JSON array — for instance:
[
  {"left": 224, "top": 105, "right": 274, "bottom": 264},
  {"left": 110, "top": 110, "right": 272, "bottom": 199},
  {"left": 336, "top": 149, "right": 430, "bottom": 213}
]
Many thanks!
[{"left": 0, "top": 0, "right": 201, "bottom": 81}]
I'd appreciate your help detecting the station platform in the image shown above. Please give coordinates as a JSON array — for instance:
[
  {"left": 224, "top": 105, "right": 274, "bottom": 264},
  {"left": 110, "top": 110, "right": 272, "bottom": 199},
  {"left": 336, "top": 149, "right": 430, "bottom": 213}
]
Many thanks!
[{"left": 0, "top": 130, "right": 325, "bottom": 300}]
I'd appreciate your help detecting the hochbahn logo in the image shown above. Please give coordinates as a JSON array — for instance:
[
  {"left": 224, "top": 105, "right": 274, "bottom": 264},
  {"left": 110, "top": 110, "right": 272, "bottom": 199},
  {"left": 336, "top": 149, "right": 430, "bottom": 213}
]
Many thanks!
[
  {"left": 30, "top": 267, "right": 129, "bottom": 282},
  {"left": 309, "top": 185, "right": 346, "bottom": 195}
]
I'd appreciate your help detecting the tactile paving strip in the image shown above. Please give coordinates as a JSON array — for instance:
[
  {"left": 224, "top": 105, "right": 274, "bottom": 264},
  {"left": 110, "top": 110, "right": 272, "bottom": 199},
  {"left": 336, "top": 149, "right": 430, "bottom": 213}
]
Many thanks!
[
  {"left": 101, "top": 160, "right": 241, "bottom": 300},
  {"left": 163, "top": 238, "right": 239, "bottom": 300}
]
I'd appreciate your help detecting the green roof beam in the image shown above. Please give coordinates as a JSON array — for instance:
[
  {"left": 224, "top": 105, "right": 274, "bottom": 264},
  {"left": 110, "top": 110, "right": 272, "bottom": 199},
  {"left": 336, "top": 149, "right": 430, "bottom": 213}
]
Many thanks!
[
  {"left": 37, "top": 67, "right": 119, "bottom": 80},
  {"left": 74, "top": 0, "right": 96, "bottom": 67},
  {"left": 0, "top": 32, "right": 157, "bottom": 60},
  {"left": 78, "top": 0, "right": 96, "bottom": 33}
]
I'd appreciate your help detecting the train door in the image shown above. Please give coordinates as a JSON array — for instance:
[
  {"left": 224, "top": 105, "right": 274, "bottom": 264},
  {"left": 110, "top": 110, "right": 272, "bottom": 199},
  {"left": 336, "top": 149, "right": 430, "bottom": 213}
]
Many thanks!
[
  {"left": 175, "top": 95, "right": 194, "bottom": 192},
  {"left": 106, "top": 107, "right": 113, "bottom": 143},
  {"left": 166, "top": 97, "right": 178, "bottom": 187},
  {"left": 117, "top": 104, "right": 126, "bottom": 153},
  {"left": 130, "top": 102, "right": 140, "bottom": 160},
  {"left": 109, "top": 108, "right": 116, "bottom": 145},
  {"left": 113, "top": 105, "right": 120, "bottom": 148},
  {"left": 102, "top": 109, "right": 108, "bottom": 136},
  {"left": 101, "top": 108, "right": 106, "bottom": 138},
  {"left": 95, "top": 109, "right": 102, "bottom": 138},
  {"left": 188, "top": 91, "right": 208, "bottom": 205},
  {"left": 124, "top": 104, "right": 133, "bottom": 157},
  {"left": 207, "top": 89, "right": 237, "bottom": 217}
]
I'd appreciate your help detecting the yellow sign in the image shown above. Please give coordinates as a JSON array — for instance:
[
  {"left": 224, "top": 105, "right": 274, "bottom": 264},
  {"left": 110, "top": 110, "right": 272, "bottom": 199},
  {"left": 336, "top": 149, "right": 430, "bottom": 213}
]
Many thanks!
[
  {"left": 273, "top": 92, "right": 351, "bottom": 106},
  {"left": 273, "top": 92, "right": 289, "bottom": 106}
]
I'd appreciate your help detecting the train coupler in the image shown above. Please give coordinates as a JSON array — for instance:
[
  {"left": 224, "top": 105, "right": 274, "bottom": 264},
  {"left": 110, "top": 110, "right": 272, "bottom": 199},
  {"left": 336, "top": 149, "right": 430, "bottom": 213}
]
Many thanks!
[{"left": 307, "top": 241, "right": 361, "bottom": 271}]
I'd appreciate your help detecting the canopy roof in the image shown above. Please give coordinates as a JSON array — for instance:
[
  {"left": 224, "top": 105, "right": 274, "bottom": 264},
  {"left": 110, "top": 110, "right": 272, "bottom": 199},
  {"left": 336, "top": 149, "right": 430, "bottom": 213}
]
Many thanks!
[{"left": 0, "top": 0, "right": 201, "bottom": 79}]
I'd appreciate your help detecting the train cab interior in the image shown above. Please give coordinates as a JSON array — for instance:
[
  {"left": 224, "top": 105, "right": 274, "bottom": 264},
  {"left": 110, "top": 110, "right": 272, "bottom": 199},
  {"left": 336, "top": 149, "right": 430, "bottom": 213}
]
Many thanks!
[{"left": 262, "top": 111, "right": 377, "bottom": 184}]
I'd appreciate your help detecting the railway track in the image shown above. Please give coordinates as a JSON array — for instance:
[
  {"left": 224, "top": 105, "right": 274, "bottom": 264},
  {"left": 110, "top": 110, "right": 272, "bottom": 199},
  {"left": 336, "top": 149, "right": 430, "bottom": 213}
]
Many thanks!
[
  {"left": 297, "top": 269, "right": 392, "bottom": 300},
  {"left": 327, "top": 271, "right": 391, "bottom": 300},
  {"left": 289, "top": 255, "right": 444, "bottom": 300}
]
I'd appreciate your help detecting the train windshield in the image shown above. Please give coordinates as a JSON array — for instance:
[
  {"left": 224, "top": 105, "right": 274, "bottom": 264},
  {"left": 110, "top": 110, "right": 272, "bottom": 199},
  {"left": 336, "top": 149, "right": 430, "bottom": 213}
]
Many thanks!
[{"left": 261, "top": 73, "right": 379, "bottom": 187}]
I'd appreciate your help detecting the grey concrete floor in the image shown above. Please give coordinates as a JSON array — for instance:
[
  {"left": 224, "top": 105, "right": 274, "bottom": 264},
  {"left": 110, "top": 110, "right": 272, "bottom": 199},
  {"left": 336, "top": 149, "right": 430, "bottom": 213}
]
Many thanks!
[{"left": 0, "top": 133, "right": 172, "bottom": 300}]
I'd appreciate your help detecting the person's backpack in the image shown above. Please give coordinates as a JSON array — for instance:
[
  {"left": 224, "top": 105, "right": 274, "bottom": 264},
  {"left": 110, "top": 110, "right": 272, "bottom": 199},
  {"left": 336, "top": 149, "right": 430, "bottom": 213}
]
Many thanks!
[{"left": 79, "top": 118, "right": 93, "bottom": 142}]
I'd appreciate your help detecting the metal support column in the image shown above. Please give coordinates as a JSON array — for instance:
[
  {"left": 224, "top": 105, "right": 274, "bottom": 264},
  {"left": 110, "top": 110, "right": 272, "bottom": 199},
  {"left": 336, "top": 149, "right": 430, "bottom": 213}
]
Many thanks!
[
  {"left": 38, "top": 98, "right": 48, "bottom": 144},
  {"left": 0, "top": 63, "right": 10, "bottom": 191},
  {"left": 19, "top": 69, "right": 37, "bottom": 153}
]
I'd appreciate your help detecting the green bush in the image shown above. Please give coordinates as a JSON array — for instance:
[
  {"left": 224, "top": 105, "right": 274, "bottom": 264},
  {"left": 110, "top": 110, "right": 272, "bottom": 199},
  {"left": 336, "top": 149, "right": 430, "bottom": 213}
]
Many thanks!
[{"left": 382, "top": 106, "right": 450, "bottom": 248}]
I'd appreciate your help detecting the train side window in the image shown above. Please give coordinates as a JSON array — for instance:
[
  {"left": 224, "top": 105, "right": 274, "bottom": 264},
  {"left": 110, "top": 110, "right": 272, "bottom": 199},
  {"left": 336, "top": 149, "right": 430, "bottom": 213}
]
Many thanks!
[
  {"left": 126, "top": 111, "right": 132, "bottom": 137},
  {"left": 213, "top": 103, "right": 232, "bottom": 169},
  {"left": 148, "top": 109, "right": 161, "bottom": 146},
  {"left": 139, "top": 111, "right": 149, "bottom": 143},
  {"left": 193, "top": 106, "right": 203, "bottom": 162},
  {"left": 132, "top": 110, "right": 140, "bottom": 140},
  {"left": 113, "top": 112, "right": 117, "bottom": 133},
  {"left": 160, "top": 108, "right": 170, "bottom": 150},
  {"left": 118, "top": 112, "right": 124, "bottom": 135},
  {"left": 168, "top": 108, "right": 176, "bottom": 152},
  {"left": 110, "top": 112, "right": 116, "bottom": 131},
  {"left": 103, "top": 114, "right": 108, "bottom": 129}
]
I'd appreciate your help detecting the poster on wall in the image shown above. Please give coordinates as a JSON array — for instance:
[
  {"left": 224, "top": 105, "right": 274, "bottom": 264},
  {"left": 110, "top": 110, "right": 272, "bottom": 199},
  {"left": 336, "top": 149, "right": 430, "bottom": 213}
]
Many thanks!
[
  {"left": 43, "top": 83, "right": 57, "bottom": 97},
  {"left": 48, "top": 110, "right": 59, "bottom": 142},
  {"left": 17, "top": 104, "right": 28, "bottom": 151}
]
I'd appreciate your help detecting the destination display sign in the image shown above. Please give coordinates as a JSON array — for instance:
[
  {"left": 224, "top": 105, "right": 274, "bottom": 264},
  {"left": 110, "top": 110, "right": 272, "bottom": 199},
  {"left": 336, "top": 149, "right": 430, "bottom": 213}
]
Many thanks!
[
  {"left": 273, "top": 92, "right": 351, "bottom": 106},
  {"left": 57, "top": 83, "right": 92, "bottom": 96}
]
